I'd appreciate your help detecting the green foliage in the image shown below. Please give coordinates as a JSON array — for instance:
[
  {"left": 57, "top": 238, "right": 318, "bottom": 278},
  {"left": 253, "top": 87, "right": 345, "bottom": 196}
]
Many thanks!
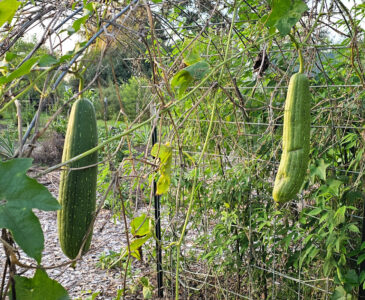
[
  {"left": 0, "top": 158, "right": 60, "bottom": 262},
  {"left": 94, "top": 77, "right": 151, "bottom": 121},
  {"left": 131, "top": 213, "right": 153, "bottom": 237},
  {"left": 97, "top": 250, "right": 126, "bottom": 270},
  {"left": 128, "top": 214, "right": 153, "bottom": 260},
  {"left": 14, "top": 269, "right": 69, "bottom": 300},
  {"left": 0, "top": 123, "right": 16, "bottom": 158},
  {"left": 265, "top": 0, "right": 308, "bottom": 36},
  {"left": 0, "top": 39, "right": 65, "bottom": 110},
  {"left": 0, "top": 0, "right": 20, "bottom": 27}
]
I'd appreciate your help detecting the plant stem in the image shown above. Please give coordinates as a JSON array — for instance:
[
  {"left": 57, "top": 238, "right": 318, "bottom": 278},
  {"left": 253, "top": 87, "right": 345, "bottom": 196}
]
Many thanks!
[
  {"left": 0, "top": 69, "right": 50, "bottom": 114},
  {"left": 174, "top": 2, "right": 238, "bottom": 298},
  {"left": 302, "top": 0, "right": 325, "bottom": 45},
  {"left": 289, "top": 33, "right": 304, "bottom": 73},
  {"left": 38, "top": 32, "right": 277, "bottom": 178}
]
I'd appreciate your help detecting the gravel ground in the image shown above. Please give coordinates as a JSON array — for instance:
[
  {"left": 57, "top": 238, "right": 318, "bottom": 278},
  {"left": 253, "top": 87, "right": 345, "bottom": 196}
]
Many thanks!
[{"left": 0, "top": 168, "right": 160, "bottom": 299}]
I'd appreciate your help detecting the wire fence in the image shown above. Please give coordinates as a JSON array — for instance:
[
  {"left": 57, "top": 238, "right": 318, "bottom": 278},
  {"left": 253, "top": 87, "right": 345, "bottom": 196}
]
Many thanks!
[
  {"left": 2, "top": 1, "right": 364, "bottom": 299},
  {"left": 89, "top": 29, "right": 364, "bottom": 296}
]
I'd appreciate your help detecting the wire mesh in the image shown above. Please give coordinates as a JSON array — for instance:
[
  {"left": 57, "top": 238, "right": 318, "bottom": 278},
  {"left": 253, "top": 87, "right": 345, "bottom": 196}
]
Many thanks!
[{"left": 2, "top": 0, "right": 364, "bottom": 298}]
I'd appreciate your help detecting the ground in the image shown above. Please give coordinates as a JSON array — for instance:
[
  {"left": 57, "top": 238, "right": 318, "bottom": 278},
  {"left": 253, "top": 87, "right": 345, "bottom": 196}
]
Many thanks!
[{"left": 0, "top": 167, "right": 159, "bottom": 300}]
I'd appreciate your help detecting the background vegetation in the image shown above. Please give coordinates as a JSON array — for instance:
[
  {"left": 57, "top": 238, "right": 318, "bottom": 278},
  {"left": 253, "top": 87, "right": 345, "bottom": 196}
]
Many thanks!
[{"left": 0, "top": 0, "right": 364, "bottom": 299}]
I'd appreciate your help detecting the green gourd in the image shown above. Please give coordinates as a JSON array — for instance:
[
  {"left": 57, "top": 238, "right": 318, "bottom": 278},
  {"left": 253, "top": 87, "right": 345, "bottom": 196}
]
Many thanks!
[
  {"left": 273, "top": 72, "right": 311, "bottom": 204},
  {"left": 57, "top": 99, "right": 98, "bottom": 259}
]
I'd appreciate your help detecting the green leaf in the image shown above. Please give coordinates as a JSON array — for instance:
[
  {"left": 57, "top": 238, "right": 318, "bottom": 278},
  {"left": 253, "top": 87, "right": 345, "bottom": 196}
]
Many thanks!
[
  {"left": 184, "top": 61, "right": 210, "bottom": 80},
  {"left": 59, "top": 53, "right": 73, "bottom": 63},
  {"left": 308, "top": 207, "right": 322, "bottom": 216},
  {"left": 151, "top": 143, "right": 172, "bottom": 195},
  {"left": 323, "top": 258, "right": 335, "bottom": 276},
  {"left": 310, "top": 159, "right": 330, "bottom": 181},
  {"left": 38, "top": 54, "right": 58, "bottom": 67},
  {"left": 327, "top": 179, "right": 343, "bottom": 196},
  {"left": 0, "top": 207, "right": 44, "bottom": 263},
  {"left": 170, "top": 69, "right": 193, "bottom": 98},
  {"left": 0, "top": 57, "right": 39, "bottom": 85},
  {"left": 331, "top": 286, "right": 352, "bottom": 300},
  {"left": 170, "top": 61, "right": 210, "bottom": 98},
  {"left": 265, "top": 0, "right": 308, "bottom": 36},
  {"left": 151, "top": 143, "right": 171, "bottom": 161},
  {"left": 72, "top": 15, "right": 89, "bottom": 33},
  {"left": 334, "top": 206, "right": 346, "bottom": 225},
  {"left": 140, "top": 277, "right": 149, "bottom": 287},
  {"left": 182, "top": 41, "right": 201, "bottom": 66},
  {"left": 131, "top": 214, "right": 152, "bottom": 237},
  {"left": 14, "top": 269, "right": 69, "bottom": 300},
  {"left": 344, "top": 269, "right": 358, "bottom": 285},
  {"left": 0, "top": 0, "right": 21, "bottom": 27},
  {"left": 357, "top": 253, "right": 365, "bottom": 265},
  {"left": 5, "top": 52, "right": 18, "bottom": 62},
  {"left": 0, "top": 159, "right": 60, "bottom": 262},
  {"left": 348, "top": 224, "right": 360, "bottom": 233},
  {"left": 359, "top": 271, "right": 365, "bottom": 284}
]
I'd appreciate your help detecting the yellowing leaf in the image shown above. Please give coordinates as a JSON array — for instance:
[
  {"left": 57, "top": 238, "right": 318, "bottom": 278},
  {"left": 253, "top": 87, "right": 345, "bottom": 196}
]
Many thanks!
[
  {"left": 131, "top": 214, "right": 153, "bottom": 237},
  {"left": 151, "top": 143, "right": 173, "bottom": 195},
  {"left": 157, "top": 174, "right": 170, "bottom": 195}
]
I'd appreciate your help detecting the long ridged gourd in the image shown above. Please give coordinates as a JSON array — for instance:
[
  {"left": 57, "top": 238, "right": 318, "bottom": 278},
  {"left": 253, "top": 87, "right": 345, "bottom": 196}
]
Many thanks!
[
  {"left": 57, "top": 99, "right": 98, "bottom": 259},
  {"left": 273, "top": 73, "right": 311, "bottom": 204}
]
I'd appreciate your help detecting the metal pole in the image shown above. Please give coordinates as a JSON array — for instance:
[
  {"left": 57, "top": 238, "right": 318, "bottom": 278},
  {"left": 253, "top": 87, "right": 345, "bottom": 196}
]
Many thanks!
[
  {"left": 151, "top": 106, "right": 163, "bottom": 298},
  {"left": 359, "top": 194, "right": 365, "bottom": 299}
]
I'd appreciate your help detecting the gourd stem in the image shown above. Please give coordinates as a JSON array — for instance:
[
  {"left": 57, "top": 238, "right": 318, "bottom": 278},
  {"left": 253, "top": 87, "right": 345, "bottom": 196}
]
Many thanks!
[
  {"left": 78, "top": 76, "right": 84, "bottom": 99},
  {"left": 289, "top": 33, "right": 304, "bottom": 73},
  {"left": 298, "top": 49, "right": 304, "bottom": 74}
]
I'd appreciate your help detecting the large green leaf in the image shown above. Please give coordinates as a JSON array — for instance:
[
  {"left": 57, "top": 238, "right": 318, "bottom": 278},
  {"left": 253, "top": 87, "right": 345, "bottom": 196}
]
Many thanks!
[
  {"left": 184, "top": 61, "right": 210, "bottom": 80},
  {"left": 0, "top": 57, "right": 38, "bottom": 84},
  {"left": 265, "top": 0, "right": 308, "bottom": 36},
  {"left": 38, "top": 54, "right": 59, "bottom": 67},
  {"left": 0, "top": 0, "right": 21, "bottom": 28},
  {"left": 170, "top": 61, "right": 210, "bottom": 98},
  {"left": 170, "top": 69, "right": 193, "bottom": 98},
  {"left": 14, "top": 269, "right": 69, "bottom": 300},
  {"left": 331, "top": 286, "right": 352, "bottom": 300},
  {"left": 182, "top": 41, "right": 201, "bottom": 66},
  {"left": 156, "top": 174, "right": 170, "bottom": 195},
  {"left": 0, "top": 159, "right": 60, "bottom": 263},
  {"left": 0, "top": 207, "right": 44, "bottom": 263}
]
